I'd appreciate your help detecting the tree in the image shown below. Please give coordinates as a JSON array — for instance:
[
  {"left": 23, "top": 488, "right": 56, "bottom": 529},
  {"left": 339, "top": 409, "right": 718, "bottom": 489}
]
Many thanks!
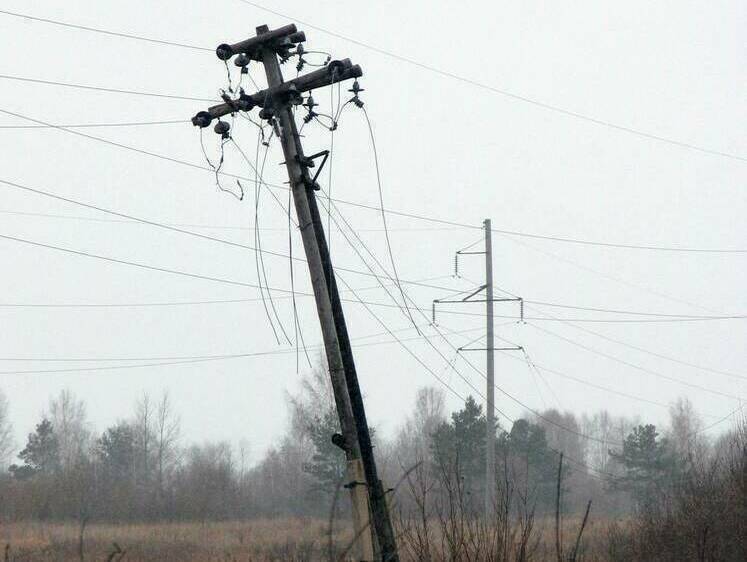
[
  {"left": 47, "top": 389, "right": 90, "bottom": 472},
  {"left": 0, "top": 389, "right": 13, "bottom": 469},
  {"left": 9, "top": 419, "right": 60, "bottom": 479},
  {"left": 394, "top": 387, "right": 446, "bottom": 468},
  {"left": 666, "top": 397, "right": 706, "bottom": 467},
  {"left": 303, "top": 407, "right": 345, "bottom": 493},
  {"left": 97, "top": 422, "right": 136, "bottom": 479},
  {"left": 133, "top": 392, "right": 155, "bottom": 485},
  {"left": 155, "top": 391, "right": 180, "bottom": 505},
  {"left": 431, "top": 396, "right": 486, "bottom": 493},
  {"left": 608, "top": 424, "right": 677, "bottom": 506},
  {"left": 534, "top": 409, "right": 586, "bottom": 464},
  {"left": 498, "top": 418, "right": 559, "bottom": 509}
]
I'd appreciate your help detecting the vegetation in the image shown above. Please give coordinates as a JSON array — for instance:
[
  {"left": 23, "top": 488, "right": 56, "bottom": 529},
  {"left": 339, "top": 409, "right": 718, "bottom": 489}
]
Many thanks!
[{"left": 0, "top": 378, "right": 744, "bottom": 560}]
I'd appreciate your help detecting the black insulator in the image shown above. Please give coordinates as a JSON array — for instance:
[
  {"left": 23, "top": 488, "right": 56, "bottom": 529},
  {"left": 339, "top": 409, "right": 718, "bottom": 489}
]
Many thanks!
[
  {"left": 214, "top": 120, "right": 230, "bottom": 135},
  {"left": 259, "top": 106, "right": 274, "bottom": 120},
  {"left": 296, "top": 43, "right": 305, "bottom": 56},
  {"left": 331, "top": 433, "right": 347, "bottom": 451},
  {"left": 191, "top": 111, "right": 213, "bottom": 128},
  {"left": 349, "top": 79, "right": 364, "bottom": 94},
  {"left": 234, "top": 53, "right": 250, "bottom": 67},
  {"left": 215, "top": 44, "right": 233, "bottom": 61}
]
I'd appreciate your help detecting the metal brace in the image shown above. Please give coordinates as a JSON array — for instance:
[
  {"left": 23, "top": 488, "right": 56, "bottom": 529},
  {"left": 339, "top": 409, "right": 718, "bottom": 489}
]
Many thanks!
[{"left": 294, "top": 149, "right": 329, "bottom": 190}]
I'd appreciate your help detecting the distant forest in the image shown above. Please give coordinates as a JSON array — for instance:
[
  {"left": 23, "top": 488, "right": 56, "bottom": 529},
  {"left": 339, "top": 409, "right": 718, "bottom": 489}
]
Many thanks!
[{"left": 0, "top": 361, "right": 744, "bottom": 559}]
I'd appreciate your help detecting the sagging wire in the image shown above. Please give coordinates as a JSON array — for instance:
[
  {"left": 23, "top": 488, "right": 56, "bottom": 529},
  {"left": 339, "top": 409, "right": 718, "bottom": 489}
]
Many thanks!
[
  {"left": 360, "top": 104, "right": 420, "bottom": 334},
  {"left": 198, "top": 126, "right": 244, "bottom": 201},
  {"left": 227, "top": 131, "right": 295, "bottom": 345},
  {"left": 294, "top": 43, "right": 332, "bottom": 72},
  {"left": 223, "top": 60, "right": 236, "bottom": 94},
  {"left": 253, "top": 130, "right": 292, "bottom": 345},
  {"left": 288, "top": 184, "right": 313, "bottom": 371},
  {"left": 318, "top": 194, "right": 424, "bottom": 334}
]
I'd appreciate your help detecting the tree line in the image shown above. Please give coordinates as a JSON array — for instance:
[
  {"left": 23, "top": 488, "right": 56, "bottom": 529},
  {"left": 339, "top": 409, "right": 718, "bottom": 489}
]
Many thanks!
[{"left": 0, "top": 364, "right": 741, "bottom": 528}]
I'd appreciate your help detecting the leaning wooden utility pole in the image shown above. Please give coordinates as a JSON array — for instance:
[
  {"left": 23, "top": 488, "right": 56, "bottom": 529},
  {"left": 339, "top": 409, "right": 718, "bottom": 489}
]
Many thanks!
[{"left": 190, "top": 24, "right": 398, "bottom": 561}]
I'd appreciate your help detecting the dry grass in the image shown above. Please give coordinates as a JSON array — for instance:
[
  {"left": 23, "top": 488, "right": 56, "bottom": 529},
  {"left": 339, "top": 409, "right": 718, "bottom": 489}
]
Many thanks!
[
  {"left": 0, "top": 519, "right": 353, "bottom": 562},
  {"left": 0, "top": 516, "right": 624, "bottom": 561}
]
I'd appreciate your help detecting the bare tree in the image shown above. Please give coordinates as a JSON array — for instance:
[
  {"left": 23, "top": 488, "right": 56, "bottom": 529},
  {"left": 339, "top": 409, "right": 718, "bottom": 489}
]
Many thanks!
[
  {"left": 0, "top": 388, "right": 13, "bottom": 469},
  {"left": 667, "top": 397, "right": 707, "bottom": 465},
  {"left": 47, "top": 389, "right": 90, "bottom": 472},
  {"left": 393, "top": 386, "right": 446, "bottom": 469},
  {"left": 133, "top": 392, "right": 155, "bottom": 481},
  {"left": 155, "top": 391, "right": 180, "bottom": 502}
]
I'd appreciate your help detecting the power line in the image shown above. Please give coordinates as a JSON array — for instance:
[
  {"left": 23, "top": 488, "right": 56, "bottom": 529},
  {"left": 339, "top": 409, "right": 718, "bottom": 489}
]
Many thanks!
[
  {"left": 323, "top": 192, "right": 624, "bottom": 452},
  {"left": 0, "top": 176, "right": 466, "bottom": 294},
  {"left": 0, "top": 9, "right": 211, "bottom": 51},
  {"left": 4, "top": 106, "right": 745, "bottom": 254},
  {"left": 6, "top": 6, "right": 741, "bottom": 164},
  {"left": 524, "top": 300, "right": 746, "bottom": 319},
  {"left": 0, "top": 221, "right": 741, "bottom": 323},
  {"left": 0, "top": 325, "right": 483, "bottom": 374},
  {"left": 0, "top": 74, "right": 214, "bottom": 102},
  {"left": 0, "top": 119, "right": 188, "bottom": 129},
  {"left": 0, "top": 323, "right": 479, "bottom": 363},
  {"left": 236, "top": 0, "right": 746, "bottom": 163},
  {"left": 0, "top": 208, "right": 459, "bottom": 233},
  {"left": 527, "top": 322, "right": 745, "bottom": 401},
  {"left": 535, "top": 312, "right": 747, "bottom": 381},
  {"left": 0, "top": 171, "right": 743, "bottom": 319}
]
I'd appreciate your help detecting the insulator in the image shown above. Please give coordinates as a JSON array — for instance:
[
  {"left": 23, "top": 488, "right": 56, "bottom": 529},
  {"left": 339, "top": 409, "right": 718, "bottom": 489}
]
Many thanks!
[
  {"left": 234, "top": 53, "right": 249, "bottom": 68},
  {"left": 214, "top": 120, "right": 230, "bottom": 135},
  {"left": 296, "top": 44, "right": 305, "bottom": 56},
  {"left": 191, "top": 111, "right": 212, "bottom": 128},
  {"left": 348, "top": 79, "right": 364, "bottom": 94}
]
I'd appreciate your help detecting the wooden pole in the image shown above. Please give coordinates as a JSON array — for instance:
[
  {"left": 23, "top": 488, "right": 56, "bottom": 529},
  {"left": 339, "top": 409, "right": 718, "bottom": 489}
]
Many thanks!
[{"left": 255, "top": 25, "right": 384, "bottom": 561}]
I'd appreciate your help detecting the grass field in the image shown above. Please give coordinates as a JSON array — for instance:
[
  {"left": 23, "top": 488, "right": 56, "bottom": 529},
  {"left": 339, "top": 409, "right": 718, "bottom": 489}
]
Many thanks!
[
  {"left": 0, "top": 517, "right": 615, "bottom": 561},
  {"left": 0, "top": 519, "right": 355, "bottom": 561}
]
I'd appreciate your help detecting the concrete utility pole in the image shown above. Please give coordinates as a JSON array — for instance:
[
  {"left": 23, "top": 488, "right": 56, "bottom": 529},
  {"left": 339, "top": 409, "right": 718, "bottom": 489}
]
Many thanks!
[
  {"left": 191, "top": 24, "right": 398, "bottom": 561},
  {"left": 433, "top": 218, "right": 523, "bottom": 520},
  {"left": 484, "top": 218, "right": 496, "bottom": 516}
]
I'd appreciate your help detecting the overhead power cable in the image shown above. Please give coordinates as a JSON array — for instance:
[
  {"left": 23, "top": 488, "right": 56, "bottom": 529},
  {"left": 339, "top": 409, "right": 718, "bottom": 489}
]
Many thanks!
[
  {"left": 323, "top": 192, "right": 623, "bottom": 452},
  {"left": 0, "top": 119, "right": 188, "bottom": 129},
  {"left": 527, "top": 322, "right": 745, "bottom": 401},
  {"left": 538, "top": 312, "right": 747, "bottom": 381},
  {"left": 237, "top": 1, "right": 746, "bottom": 163},
  {"left": 3, "top": 106, "right": 745, "bottom": 254},
  {"left": 0, "top": 224, "right": 742, "bottom": 324},
  {"left": 0, "top": 325, "right": 482, "bottom": 374},
  {"left": 0, "top": 74, "right": 214, "bottom": 102},
  {"left": 17, "top": 174, "right": 740, "bottom": 320},
  {"left": 0, "top": 9, "right": 212, "bottom": 51},
  {"left": 5, "top": 7, "right": 741, "bottom": 163},
  {"left": 495, "top": 285, "right": 747, "bottom": 382}
]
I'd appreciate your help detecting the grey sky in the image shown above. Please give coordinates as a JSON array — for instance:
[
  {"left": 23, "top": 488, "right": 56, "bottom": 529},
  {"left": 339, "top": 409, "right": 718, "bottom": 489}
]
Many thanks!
[{"left": 0, "top": 0, "right": 744, "bottom": 462}]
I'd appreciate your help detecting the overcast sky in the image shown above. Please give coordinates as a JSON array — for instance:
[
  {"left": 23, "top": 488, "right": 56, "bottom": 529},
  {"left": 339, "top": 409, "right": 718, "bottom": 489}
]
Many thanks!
[{"left": 0, "top": 0, "right": 744, "bottom": 463}]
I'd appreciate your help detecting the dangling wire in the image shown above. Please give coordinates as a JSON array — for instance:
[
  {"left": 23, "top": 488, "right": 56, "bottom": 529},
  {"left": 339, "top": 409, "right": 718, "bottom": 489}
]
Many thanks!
[
  {"left": 198, "top": 128, "right": 243, "bottom": 201},
  {"left": 361, "top": 106, "right": 420, "bottom": 334},
  {"left": 288, "top": 185, "right": 313, "bottom": 371},
  {"left": 223, "top": 60, "right": 235, "bottom": 94},
  {"left": 252, "top": 131, "right": 292, "bottom": 345}
]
